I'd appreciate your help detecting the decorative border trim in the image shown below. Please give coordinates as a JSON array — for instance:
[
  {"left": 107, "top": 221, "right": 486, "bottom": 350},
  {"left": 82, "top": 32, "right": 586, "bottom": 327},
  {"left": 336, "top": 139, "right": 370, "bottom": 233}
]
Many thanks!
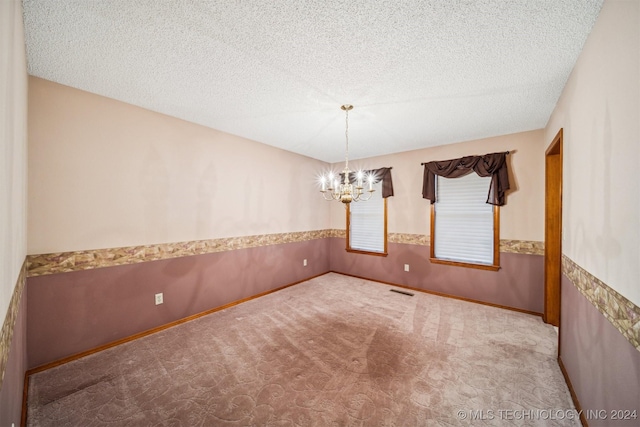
[
  {"left": 563, "top": 255, "right": 640, "bottom": 352},
  {"left": 387, "top": 233, "right": 544, "bottom": 255},
  {"left": 26, "top": 230, "right": 545, "bottom": 278},
  {"left": 27, "top": 230, "right": 333, "bottom": 277},
  {"left": 500, "top": 240, "right": 544, "bottom": 255},
  {"left": 326, "top": 229, "right": 344, "bottom": 238},
  {"left": 388, "top": 233, "right": 430, "bottom": 246},
  {"left": 0, "top": 260, "right": 27, "bottom": 388}
]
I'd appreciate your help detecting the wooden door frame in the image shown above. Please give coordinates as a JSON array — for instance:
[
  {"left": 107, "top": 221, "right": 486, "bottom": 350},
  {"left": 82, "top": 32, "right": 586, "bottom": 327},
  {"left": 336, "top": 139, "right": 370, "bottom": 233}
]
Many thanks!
[{"left": 544, "top": 129, "right": 563, "bottom": 326}]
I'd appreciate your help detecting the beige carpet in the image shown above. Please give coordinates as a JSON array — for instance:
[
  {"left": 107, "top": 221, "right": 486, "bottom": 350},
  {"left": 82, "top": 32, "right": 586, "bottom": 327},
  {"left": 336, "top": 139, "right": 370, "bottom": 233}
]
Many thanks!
[{"left": 27, "top": 273, "right": 579, "bottom": 426}]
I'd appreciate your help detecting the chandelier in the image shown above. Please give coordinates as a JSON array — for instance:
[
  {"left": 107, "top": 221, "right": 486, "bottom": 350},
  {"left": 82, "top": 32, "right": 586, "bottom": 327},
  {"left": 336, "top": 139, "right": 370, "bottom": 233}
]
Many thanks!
[{"left": 320, "top": 105, "right": 375, "bottom": 204}]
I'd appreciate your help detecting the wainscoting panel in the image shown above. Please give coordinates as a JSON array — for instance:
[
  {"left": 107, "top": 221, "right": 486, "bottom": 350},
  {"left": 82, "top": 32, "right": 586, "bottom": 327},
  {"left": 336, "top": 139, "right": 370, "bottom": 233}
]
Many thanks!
[
  {"left": 329, "top": 238, "right": 544, "bottom": 314},
  {"left": 27, "top": 239, "right": 329, "bottom": 369},
  {"left": 560, "top": 274, "right": 640, "bottom": 426},
  {"left": 0, "top": 269, "right": 27, "bottom": 427}
]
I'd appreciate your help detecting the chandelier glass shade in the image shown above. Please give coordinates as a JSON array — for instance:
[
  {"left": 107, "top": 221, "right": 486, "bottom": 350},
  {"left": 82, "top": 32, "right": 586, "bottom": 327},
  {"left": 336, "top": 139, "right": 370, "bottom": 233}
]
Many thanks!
[{"left": 320, "top": 105, "right": 375, "bottom": 204}]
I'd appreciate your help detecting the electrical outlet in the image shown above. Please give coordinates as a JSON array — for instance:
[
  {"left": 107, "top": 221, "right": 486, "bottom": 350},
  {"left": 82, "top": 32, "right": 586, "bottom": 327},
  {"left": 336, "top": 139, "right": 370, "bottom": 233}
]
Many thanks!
[
  {"left": 155, "top": 293, "right": 163, "bottom": 305},
  {"left": 303, "top": 259, "right": 308, "bottom": 266},
  {"left": 404, "top": 264, "right": 410, "bottom": 272}
]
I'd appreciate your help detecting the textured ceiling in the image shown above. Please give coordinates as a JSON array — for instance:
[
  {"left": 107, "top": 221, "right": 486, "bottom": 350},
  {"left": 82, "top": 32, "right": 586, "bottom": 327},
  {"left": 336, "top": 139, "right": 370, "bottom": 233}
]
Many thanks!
[{"left": 23, "top": 0, "right": 603, "bottom": 163}]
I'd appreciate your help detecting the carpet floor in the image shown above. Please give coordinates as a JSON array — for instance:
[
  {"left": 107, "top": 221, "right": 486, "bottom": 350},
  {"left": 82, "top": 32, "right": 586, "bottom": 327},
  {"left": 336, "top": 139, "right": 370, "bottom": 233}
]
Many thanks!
[{"left": 27, "top": 273, "right": 579, "bottom": 426}]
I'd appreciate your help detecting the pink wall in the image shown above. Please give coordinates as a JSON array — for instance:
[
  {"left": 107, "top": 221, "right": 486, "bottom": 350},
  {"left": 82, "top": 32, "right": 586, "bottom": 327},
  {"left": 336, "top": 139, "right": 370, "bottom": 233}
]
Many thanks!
[
  {"left": 545, "top": 0, "right": 639, "bottom": 306},
  {"left": 329, "top": 239, "right": 543, "bottom": 314},
  {"left": 560, "top": 274, "right": 640, "bottom": 426},
  {"left": 27, "top": 77, "right": 331, "bottom": 255},
  {"left": 328, "top": 130, "right": 546, "bottom": 243},
  {"left": 27, "top": 239, "right": 329, "bottom": 369}
]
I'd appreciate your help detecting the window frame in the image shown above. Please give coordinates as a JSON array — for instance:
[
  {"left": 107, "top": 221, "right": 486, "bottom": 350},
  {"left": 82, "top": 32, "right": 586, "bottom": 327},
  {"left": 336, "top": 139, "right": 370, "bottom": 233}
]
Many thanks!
[
  {"left": 429, "top": 176, "right": 500, "bottom": 271},
  {"left": 346, "top": 193, "right": 388, "bottom": 257}
]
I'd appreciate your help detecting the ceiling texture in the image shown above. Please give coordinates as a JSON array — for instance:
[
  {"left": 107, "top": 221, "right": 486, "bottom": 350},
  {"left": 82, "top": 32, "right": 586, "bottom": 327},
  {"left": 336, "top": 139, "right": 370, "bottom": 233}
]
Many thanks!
[{"left": 23, "top": 0, "right": 603, "bottom": 163}]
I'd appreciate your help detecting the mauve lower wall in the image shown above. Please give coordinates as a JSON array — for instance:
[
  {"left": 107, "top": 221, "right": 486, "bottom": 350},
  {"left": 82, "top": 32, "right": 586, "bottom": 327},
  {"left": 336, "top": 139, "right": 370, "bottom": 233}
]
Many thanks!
[
  {"left": 27, "top": 239, "right": 329, "bottom": 369},
  {"left": 560, "top": 275, "right": 640, "bottom": 426},
  {"left": 329, "top": 239, "right": 543, "bottom": 314},
  {"left": 0, "top": 293, "right": 27, "bottom": 427}
]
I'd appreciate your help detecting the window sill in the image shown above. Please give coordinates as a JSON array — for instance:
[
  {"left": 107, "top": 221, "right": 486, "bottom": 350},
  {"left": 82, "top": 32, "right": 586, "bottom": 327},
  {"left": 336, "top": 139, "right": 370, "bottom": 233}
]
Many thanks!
[
  {"left": 429, "top": 257, "right": 500, "bottom": 271},
  {"left": 347, "top": 248, "right": 388, "bottom": 257}
]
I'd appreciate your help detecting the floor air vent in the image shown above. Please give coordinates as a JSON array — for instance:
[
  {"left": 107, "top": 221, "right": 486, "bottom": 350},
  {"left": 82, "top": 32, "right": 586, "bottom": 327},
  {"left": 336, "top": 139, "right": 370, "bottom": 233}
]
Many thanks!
[{"left": 390, "top": 289, "right": 414, "bottom": 297}]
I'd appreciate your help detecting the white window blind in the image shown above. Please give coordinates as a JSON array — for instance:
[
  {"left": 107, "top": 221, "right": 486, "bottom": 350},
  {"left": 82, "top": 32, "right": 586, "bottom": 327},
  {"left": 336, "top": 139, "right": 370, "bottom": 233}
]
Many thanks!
[
  {"left": 434, "top": 173, "right": 493, "bottom": 264},
  {"left": 349, "top": 181, "right": 384, "bottom": 253}
]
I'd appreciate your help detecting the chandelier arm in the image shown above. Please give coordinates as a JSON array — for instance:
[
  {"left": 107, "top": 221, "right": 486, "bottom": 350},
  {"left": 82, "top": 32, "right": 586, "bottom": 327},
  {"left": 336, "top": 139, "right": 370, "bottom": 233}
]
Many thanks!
[
  {"left": 320, "top": 191, "right": 334, "bottom": 201},
  {"left": 357, "top": 190, "right": 375, "bottom": 202}
]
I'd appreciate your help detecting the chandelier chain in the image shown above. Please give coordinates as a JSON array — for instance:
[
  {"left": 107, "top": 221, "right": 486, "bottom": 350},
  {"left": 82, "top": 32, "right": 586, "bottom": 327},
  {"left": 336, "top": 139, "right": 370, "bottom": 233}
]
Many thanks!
[{"left": 344, "top": 107, "right": 349, "bottom": 170}]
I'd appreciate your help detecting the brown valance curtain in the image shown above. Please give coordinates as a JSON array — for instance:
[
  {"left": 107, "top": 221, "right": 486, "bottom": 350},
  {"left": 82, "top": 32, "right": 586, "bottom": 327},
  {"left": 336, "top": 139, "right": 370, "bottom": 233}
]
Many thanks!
[
  {"left": 341, "top": 167, "right": 394, "bottom": 198},
  {"left": 422, "top": 152, "right": 510, "bottom": 206},
  {"left": 372, "top": 167, "right": 394, "bottom": 198}
]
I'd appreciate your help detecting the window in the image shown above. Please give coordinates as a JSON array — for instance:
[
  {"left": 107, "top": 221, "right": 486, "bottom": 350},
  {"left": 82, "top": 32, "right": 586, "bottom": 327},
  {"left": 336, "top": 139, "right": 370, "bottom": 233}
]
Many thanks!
[
  {"left": 347, "top": 181, "right": 387, "bottom": 255},
  {"left": 431, "top": 173, "right": 499, "bottom": 270}
]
